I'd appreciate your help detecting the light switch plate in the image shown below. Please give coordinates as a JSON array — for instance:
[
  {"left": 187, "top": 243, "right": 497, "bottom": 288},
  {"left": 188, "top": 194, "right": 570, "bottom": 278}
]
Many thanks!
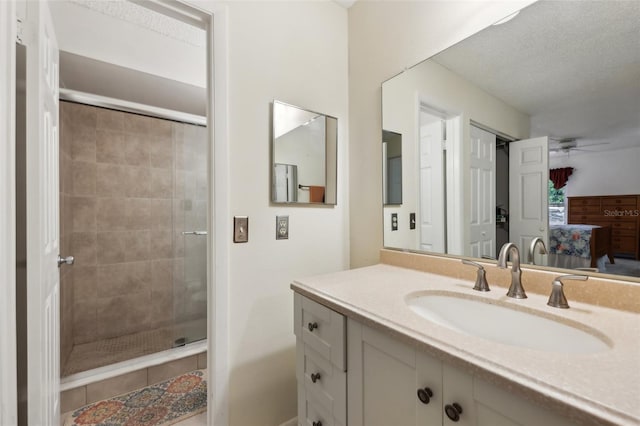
[
  {"left": 234, "top": 216, "right": 249, "bottom": 243},
  {"left": 276, "top": 215, "right": 289, "bottom": 240}
]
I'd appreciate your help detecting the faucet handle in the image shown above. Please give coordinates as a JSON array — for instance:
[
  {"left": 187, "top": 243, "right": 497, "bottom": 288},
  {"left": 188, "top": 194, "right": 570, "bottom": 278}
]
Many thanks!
[
  {"left": 547, "top": 274, "right": 588, "bottom": 309},
  {"left": 461, "top": 259, "right": 490, "bottom": 292}
]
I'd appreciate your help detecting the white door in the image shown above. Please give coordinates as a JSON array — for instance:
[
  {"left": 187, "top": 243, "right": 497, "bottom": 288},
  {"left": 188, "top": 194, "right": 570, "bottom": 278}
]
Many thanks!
[
  {"left": 509, "top": 137, "right": 549, "bottom": 264},
  {"left": 469, "top": 126, "right": 496, "bottom": 258},
  {"left": 419, "top": 110, "right": 445, "bottom": 252},
  {"left": 25, "top": 1, "right": 61, "bottom": 423},
  {"left": 0, "top": 2, "right": 18, "bottom": 424}
]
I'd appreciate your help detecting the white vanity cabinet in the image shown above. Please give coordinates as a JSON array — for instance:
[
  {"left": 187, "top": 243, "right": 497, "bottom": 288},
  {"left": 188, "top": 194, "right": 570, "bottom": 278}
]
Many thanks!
[
  {"left": 294, "top": 294, "right": 347, "bottom": 426},
  {"left": 294, "top": 293, "right": 576, "bottom": 426},
  {"left": 347, "top": 319, "right": 576, "bottom": 426},
  {"left": 347, "top": 320, "right": 472, "bottom": 426}
]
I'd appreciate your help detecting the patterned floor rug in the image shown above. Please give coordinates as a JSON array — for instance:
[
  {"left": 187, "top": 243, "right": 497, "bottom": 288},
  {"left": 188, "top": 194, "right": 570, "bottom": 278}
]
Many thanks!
[{"left": 64, "top": 370, "right": 207, "bottom": 426}]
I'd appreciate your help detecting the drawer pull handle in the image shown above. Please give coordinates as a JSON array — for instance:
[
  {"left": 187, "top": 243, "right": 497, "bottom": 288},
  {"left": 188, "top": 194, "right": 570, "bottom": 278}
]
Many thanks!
[
  {"left": 417, "top": 387, "right": 433, "bottom": 404},
  {"left": 312, "top": 422, "right": 322, "bottom": 426},
  {"left": 308, "top": 322, "right": 318, "bottom": 332},
  {"left": 311, "top": 372, "right": 321, "bottom": 383},
  {"left": 445, "top": 403, "right": 463, "bottom": 422}
]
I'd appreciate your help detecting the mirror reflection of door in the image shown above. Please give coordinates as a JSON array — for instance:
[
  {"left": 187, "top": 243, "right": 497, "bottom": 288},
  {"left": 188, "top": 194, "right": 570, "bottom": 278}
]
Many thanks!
[
  {"left": 509, "top": 137, "right": 550, "bottom": 264},
  {"left": 382, "top": 130, "right": 402, "bottom": 205},
  {"left": 469, "top": 125, "right": 496, "bottom": 259},
  {"left": 418, "top": 111, "right": 445, "bottom": 253}
]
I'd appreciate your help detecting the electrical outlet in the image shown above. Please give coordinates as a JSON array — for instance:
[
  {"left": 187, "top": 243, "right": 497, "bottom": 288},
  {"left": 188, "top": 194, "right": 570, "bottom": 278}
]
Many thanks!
[
  {"left": 276, "top": 215, "right": 289, "bottom": 240},
  {"left": 410, "top": 213, "right": 416, "bottom": 230},
  {"left": 391, "top": 213, "right": 398, "bottom": 231},
  {"left": 234, "top": 216, "right": 248, "bottom": 243}
]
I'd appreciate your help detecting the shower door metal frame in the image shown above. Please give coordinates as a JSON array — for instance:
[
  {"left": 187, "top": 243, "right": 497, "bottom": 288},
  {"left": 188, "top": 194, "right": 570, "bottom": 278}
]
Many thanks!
[{"left": 59, "top": 89, "right": 207, "bottom": 127}]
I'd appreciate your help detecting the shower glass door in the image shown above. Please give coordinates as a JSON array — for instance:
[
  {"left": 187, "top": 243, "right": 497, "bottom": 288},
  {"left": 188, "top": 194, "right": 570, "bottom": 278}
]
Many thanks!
[{"left": 173, "top": 121, "right": 208, "bottom": 346}]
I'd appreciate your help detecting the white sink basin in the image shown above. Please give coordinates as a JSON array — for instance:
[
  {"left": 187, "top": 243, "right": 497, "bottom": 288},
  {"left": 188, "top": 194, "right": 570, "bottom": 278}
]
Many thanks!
[{"left": 406, "top": 292, "right": 611, "bottom": 354}]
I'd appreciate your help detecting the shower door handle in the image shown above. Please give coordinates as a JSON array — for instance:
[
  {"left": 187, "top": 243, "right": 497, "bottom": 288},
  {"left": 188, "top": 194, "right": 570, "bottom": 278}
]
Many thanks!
[
  {"left": 57, "top": 255, "right": 75, "bottom": 267},
  {"left": 182, "top": 231, "right": 208, "bottom": 236}
]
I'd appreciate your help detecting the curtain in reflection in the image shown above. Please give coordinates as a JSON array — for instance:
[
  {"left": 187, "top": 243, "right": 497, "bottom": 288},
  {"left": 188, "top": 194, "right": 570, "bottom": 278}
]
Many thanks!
[{"left": 550, "top": 167, "right": 574, "bottom": 189}]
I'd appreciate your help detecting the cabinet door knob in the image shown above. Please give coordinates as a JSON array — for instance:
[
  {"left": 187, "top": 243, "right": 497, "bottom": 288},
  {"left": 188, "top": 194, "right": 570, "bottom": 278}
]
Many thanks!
[
  {"left": 308, "top": 322, "right": 318, "bottom": 332},
  {"left": 312, "top": 421, "right": 322, "bottom": 426},
  {"left": 444, "top": 403, "right": 463, "bottom": 422},
  {"left": 311, "top": 372, "right": 321, "bottom": 383},
  {"left": 417, "top": 387, "right": 434, "bottom": 404}
]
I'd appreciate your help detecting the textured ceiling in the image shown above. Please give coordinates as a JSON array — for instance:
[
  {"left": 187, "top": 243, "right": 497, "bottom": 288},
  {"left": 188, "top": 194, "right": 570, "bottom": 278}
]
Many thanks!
[
  {"left": 432, "top": 0, "right": 640, "bottom": 153},
  {"left": 71, "top": 0, "right": 205, "bottom": 47}
]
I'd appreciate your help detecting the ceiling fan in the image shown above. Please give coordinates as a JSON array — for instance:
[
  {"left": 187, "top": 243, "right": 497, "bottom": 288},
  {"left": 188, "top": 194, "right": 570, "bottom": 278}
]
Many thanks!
[{"left": 549, "top": 137, "right": 610, "bottom": 153}]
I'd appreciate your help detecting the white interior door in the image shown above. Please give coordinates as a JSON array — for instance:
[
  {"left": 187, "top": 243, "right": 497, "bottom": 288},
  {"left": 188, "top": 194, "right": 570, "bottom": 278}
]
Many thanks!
[
  {"left": 0, "top": 2, "right": 18, "bottom": 424},
  {"left": 509, "top": 137, "right": 549, "bottom": 263},
  {"left": 419, "top": 111, "right": 445, "bottom": 252},
  {"left": 469, "top": 125, "right": 496, "bottom": 258},
  {"left": 25, "top": 1, "right": 61, "bottom": 423}
]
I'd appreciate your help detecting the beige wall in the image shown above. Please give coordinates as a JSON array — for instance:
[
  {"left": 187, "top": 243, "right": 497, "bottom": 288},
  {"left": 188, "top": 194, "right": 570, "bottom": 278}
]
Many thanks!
[
  {"left": 212, "top": 1, "right": 350, "bottom": 424},
  {"left": 348, "top": 0, "right": 536, "bottom": 267},
  {"left": 550, "top": 145, "right": 640, "bottom": 197}
]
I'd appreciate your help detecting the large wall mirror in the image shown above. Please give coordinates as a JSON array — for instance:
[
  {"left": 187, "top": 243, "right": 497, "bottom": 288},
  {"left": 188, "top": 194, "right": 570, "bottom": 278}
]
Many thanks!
[
  {"left": 272, "top": 100, "right": 337, "bottom": 205},
  {"left": 382, "top": 0, "right": 640, "bottom": 282}
]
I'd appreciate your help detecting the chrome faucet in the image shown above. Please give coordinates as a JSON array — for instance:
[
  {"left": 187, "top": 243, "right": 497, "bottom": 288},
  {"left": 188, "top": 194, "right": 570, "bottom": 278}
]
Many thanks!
[
  {"left": 528, "top": 237, "right": 548, "bottom": 265},
  {"left": 547, "top": 274, "right": 588, "bottom": 308},
  {"left": 529, "top": 237, "right": 549, "bottom": 265},
  {"left": 497, "top": 243, "right": 527, "bottom": 299},
  {"left": 461, "top": 259, "right": 490, "bottom": 292}
]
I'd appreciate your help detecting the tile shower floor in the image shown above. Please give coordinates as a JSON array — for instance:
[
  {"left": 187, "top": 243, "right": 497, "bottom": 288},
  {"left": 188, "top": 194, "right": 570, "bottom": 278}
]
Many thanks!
[{"left": 62, "top": 320, "right": 206, "bottom": 376}]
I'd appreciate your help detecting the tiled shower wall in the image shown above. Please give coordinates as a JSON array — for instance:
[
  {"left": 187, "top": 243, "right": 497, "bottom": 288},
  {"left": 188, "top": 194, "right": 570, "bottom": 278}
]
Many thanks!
[
  {"left": 59, "top": 101, "right": 207, "bottom": 353},
  {"left": 60, "top": 104, "right": 75, "bottom": 365}
]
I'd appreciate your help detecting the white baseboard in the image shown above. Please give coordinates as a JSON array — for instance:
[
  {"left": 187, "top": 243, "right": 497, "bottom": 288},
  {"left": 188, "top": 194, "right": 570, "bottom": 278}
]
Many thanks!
[{"left": 279, "top": 417, "right": 297, "bottom": 426}]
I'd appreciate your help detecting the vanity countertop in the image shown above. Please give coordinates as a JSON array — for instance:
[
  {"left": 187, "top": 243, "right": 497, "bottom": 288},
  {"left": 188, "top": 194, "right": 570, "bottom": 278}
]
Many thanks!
[{"left": 291, "top": 264, "right": 640, "bottom": 426}]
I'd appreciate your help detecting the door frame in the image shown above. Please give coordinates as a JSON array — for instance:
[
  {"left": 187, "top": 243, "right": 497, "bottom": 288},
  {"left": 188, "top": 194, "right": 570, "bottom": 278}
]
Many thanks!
[
  {"left": 0, "top": 0, "right": 231, "bottom": 424},
  {"left": 0, "top": 1, "right": 18, "bottom": 424},
  {"left": 134, "top": 5, "right": 231, "bottom": 425}
]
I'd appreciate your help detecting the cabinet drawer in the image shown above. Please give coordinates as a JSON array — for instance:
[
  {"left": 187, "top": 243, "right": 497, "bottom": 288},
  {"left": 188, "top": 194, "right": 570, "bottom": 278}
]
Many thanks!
[
  {"left": 298, "top": 386, "right": 343, "bottom": 426},
  {"left": 612, "top": 237, "right": 637, "bottom": 252},
  {"left": 568, "top": 205, "right": 601, "bottom": 214},
  {"left": 294, "top": 293, "right": 346, "bottom": 370},
  {"left": 568, "top": 214, "right": 602, "bottom": 224},
  {"left": 604, "top": 211, "right": 640, "bottom": 222},
  {"left": 296, "top": 341, "right": 346, "bottom": 425},
  {"left": 611, "top": 221, "right": 638, "bottom": 231},
  {"left": 568, "top": 198, "right": 600, "bottom": 206},
  {"left": 613, "top": 228, "right": 637, "bottom": 237},
  {"left": 601, "top": 196, "right": 637, "bottom": 207}
]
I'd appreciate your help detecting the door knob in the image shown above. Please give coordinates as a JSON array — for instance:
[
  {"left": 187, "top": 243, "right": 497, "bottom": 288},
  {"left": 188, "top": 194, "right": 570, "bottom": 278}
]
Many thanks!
[{"left": 57, "top": 255, "right": 74, "bottom": 267}]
